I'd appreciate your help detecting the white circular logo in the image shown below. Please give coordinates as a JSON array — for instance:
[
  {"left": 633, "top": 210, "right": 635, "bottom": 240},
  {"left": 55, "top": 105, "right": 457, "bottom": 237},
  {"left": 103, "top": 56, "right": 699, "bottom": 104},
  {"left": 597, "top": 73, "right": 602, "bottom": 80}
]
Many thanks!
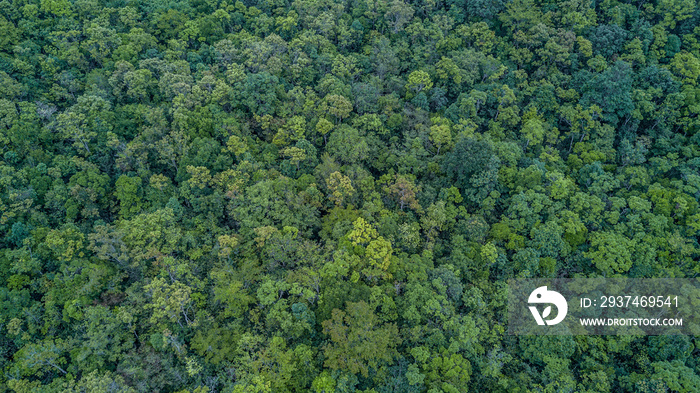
[{"left": 528, "top": 286, "right": 568, "bottom": 326}]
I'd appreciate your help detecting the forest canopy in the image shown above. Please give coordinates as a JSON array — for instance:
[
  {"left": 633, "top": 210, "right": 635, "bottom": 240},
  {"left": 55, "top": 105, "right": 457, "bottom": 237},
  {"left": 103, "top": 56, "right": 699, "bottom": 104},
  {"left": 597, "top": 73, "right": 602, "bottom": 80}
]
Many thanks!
[{"left": 1, "top": 0, "right": 700, "bottom": 392}]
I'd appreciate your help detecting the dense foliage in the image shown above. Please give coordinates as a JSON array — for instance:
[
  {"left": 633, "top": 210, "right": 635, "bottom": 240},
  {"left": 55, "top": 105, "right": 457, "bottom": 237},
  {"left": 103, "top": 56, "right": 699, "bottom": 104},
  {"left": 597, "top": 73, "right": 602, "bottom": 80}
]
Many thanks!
[{"left": 1, "top": 0, "right": 700, "bottom": 391}]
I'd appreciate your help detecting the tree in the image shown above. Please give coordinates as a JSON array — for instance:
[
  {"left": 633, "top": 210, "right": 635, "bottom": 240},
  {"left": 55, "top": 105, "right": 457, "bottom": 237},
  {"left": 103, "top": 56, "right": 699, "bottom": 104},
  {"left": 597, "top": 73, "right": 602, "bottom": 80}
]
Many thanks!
[
  {"left": 429, "top": 117, "right": 452, "bottom": 155},
  {"left": 54, "top": 95, "right": 113, "bottom": 155},
  {"left": 73, "top": 306, "right": 135, "bottom": 372},
  {"left": 650, "top": 361, "right": 700, "bottom": 392},
  {"left": 82, "top": 23, "right": 122, "bottom": 66},
  {"left": 323, "top": 94, "right": 353, "bottom": 124},
  {"left": 326, "top": 171, "right": 355, "bottom": 207},
  {"left": 40, "top": 0, "right": 72, "bottom": 16},
  {"left": 211, "top": 267, "right": 253, "bottom": 319},
  {"left": 66, "top": 370, "right": 137, "bottom": 393},
  {"left": 231, "top": 177, "right": 321, "bottom": 237},
  {"left": 144, "top": 276, "right": 195, "bottom": 329},
  {"left": 578, "top": 61, "right": 635, "bottom": 125},
  {"left": 326, "top": 125, "right": 369, "bottom": 164},
  {"left": 406, "top": 70, "right": 433, "bottom": 97},
  {"left": 670, "top": 52, "right": 700, "bottom": 86},
  {"left": 12, "top": 338, "right": 69, "bottom": 377},
  {"left": 114, "top": 175, "right": 143, "bottom": 218},
  {"left": 442, "top": 136, "right": 500, "bottom": 207},
  {"left": 420, "top": 350, "right": 472, "bottom": 392},
  {"left": 342, "top": 217, "right": 397, "bottom": 280},
  {"left": 273, "top": 116, "right": 306, "bottom": 147},
  {"left": 316, "top": 118, "right": 334, "bottom": 145},
  {"left": 585, "top": 231, "right": 636, "bottom": 274},
  {"left": 588, "top": 24, "right": 627, "bottom": 59},
  {"left": 322, "top": 301, "right": 400, "bottom": 378},
  {"left": 281, "top": 146, "right": 307, "bottom": 169},
  {"left": 243, "top": 72, "right": 283, "bottom": 116},
  {"left": 383, "top": 174, "right": 420, "bottom": 211}
]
